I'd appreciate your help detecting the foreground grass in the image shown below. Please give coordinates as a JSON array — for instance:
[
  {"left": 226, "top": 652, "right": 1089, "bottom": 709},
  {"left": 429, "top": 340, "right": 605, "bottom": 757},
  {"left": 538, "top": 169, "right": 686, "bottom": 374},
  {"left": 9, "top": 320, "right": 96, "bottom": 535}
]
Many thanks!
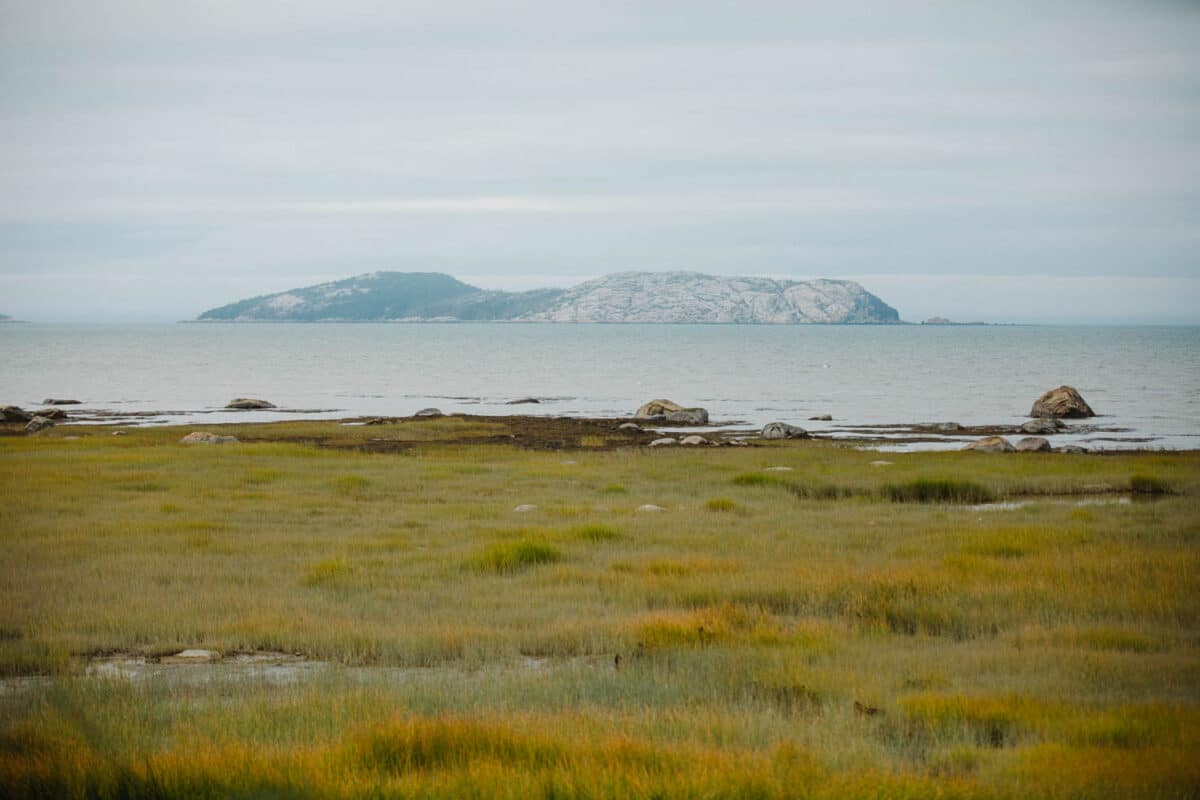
[{"left": 0, "top": 419, "right": 1198, "bottom": 797}]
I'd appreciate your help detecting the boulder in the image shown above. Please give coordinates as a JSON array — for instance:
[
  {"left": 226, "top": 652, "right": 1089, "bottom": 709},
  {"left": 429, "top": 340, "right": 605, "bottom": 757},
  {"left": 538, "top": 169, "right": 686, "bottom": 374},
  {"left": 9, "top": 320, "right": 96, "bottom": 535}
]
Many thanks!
[
  {"left": 761, "top": 422, "right": 808, "bottom": 440},
  {"left": 1054, "top": 445, "right": 1088, "bottom": 454},
  {"left": 41, "top": 398, "right": 80, "bottom": 405},
  {"left": 808, "top": 414, "right": 833, "bottom": 421},
  {"left": 225, "top": 398, "right": 276, "bottom": 410},
  {"left": 648, "top": 437, "right": 677, "bottom": 447},
  {"left": 506, "top": 397, "right": 540, "bottom": 405},
  {"left": 1, "top": 406, "right": 32, "bottom": 423},
  {"left": 618, "top": 422, "right": 641, "bottom": 431},
  {"left": 1015, "top": 436, "right": 1052, "bottom": 452},
  {"left": 414, "top": 408, "right": 443, "bottom": 417},
  {"left": 963, "top": 436, "right": 1014, "bottom": 453},
  {"left": 24, "top": 416, "right": 55, "bottom": 433},
  {"left": 180, "top": 431, "right": 239, "bottom": 444},
  {"left": 679, "top": 435, "right": 708, "bottom": 446},
  {"left": 1020, "top": 418, "right": 1064, "bottom": 435},
  {"left": 635, "top": 399, "right": 684, "bottom": 418},
  {"left": 34, "top": 408, "right": 68, "bottom": 420},
  {"left": 1030, "top": 385, "right": 1095, "bottom": 418},
  {"left": 162, "top": 649, "right": 220, "bottom": 663},
  {"left": 665, "top": 408, "right": 709, "bottom": 425}
]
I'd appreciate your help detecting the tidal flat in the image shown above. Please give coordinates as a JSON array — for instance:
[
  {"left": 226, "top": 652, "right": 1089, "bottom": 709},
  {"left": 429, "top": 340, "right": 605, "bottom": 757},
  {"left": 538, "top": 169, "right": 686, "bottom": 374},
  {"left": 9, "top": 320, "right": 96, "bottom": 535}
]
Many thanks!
[{"left": 1, "top": 417, "right": 1198, "bottom": 798}]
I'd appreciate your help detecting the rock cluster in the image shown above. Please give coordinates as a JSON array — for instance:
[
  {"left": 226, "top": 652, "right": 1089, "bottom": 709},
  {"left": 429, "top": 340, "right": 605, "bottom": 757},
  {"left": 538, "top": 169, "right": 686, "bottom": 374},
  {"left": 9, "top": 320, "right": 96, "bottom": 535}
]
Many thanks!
[
  {"left": 1, "top": 406, "right": 32, "bottom": 423},
  {"left": 634, "top": 399, "right": 709, "bottom": 425}
]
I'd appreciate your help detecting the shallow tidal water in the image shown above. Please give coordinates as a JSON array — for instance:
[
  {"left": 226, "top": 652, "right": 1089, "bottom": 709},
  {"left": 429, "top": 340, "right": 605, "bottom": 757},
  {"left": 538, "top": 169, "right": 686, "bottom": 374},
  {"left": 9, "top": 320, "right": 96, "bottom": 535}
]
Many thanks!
[{"left": 1, "top": 322, "right": 1197, "bottom": 450}]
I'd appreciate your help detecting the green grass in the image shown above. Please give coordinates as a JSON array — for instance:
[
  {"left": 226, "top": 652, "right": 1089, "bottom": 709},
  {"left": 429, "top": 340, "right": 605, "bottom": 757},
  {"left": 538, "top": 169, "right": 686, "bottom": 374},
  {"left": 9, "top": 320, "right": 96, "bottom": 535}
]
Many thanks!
[{"left": 0, "top": 419, "right": 1198, "bottom": 797}]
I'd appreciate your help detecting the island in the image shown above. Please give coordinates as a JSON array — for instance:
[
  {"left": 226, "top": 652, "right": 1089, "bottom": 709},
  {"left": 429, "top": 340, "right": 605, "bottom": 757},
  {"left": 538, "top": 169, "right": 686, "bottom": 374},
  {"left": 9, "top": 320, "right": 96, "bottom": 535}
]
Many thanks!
[{"left": 196, "top": 271, "right": 901, "bottom": 324}]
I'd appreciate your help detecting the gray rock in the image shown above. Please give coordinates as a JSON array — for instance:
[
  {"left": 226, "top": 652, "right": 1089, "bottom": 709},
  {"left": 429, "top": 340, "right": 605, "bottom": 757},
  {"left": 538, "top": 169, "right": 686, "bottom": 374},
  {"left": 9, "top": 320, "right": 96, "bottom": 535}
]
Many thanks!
[
  {"left": 808, "top": 414, "right": 833, "bottom": 421},
  {"left": 162, "top": 649, "right": 220, "bottom": 663},
  {"left": 1054, "top": 445, "right": 1088, "bottom": 454},
  {"left": 1020, "top": 418, "right": 1064, "bottom": 435},
  {"left": 41, "top": 398, "right": 80, "bottom": 405},
  {"left": 963, "top": 436, "right": 1014, "bottom": 453},
  {"left": 506, "top": 397, "right": 540, "bottom": 405},
  {"left": 1015, "top": 436, "right": 1052, "bottom": 452},
  {"left": 24, "top": 416, "right": 55, "bottom": 433},
  {"left": 665, "top": 408, "right": 709, "bottom": 425},
  {"left": 761, "top": 422, "right": 808, "bottom": 440},
  {"left": 679, "top": 435, "right": 708, "bottom": 446},
  {"left": 1, "top": 406, "right": 32, "bottom": 423},
  {"left": 512, "top": 504, "right": 538, "bottom": 513},
  {"left": 34, "top": 408, "right": 68, "bottom": 420},
  {"left": 1030, "top": 385, "right": 1095, "bottom": 418},
  {"left": 618, "top": 422, "right": 641, "bottom": 431},
  {"left": 648, "top": 437, "right": 677, "bottom": 447},
  {"left": 414, "top": 408, "right": 443, "bottom": 417},
  {"left": 225, "top": 398, "right": 276, "bottom": 410},
  {"left": 934, "top": 422, "right": 962, "bottom": 432},
  {"left": 180, "top": 431, "right": 239, "bottom": 444}
]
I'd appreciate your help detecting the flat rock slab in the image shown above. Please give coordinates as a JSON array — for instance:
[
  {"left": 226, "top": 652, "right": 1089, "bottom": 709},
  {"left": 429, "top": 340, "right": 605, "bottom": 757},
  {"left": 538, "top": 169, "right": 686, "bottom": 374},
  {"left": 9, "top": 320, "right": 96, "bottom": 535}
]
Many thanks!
[
  {"left": 162, "top": 649, "right": 221, "bottom": 663},
  {"left": 180, "top": 432, "right": 238, "bottom": 444}
]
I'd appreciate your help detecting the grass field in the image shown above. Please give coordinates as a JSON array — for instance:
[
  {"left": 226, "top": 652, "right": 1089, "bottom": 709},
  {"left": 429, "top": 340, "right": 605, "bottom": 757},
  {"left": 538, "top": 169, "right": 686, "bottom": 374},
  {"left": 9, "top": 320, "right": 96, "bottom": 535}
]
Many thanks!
[{"left": 1, "top": 418, "right": 1198, "bottom": 798}]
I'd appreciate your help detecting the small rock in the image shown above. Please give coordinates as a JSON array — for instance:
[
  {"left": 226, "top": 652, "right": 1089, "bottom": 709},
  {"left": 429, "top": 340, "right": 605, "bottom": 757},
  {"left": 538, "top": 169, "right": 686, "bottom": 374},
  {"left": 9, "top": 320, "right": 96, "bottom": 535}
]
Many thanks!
[
  {"left": 225, "top": 398, "right": 275, "bottom": 410},
  {"left": 808, "top": 414, "right": 833, "bottom": 421},
  {"left": 963, "top": 436, "right": 1014, "bottom": 453},
  {"left": 506, "top": 397, "right": 540, "bottom": 405},
  {"left": 1055, "top": 445, "right": 1088, "bottom": 454},
  {"left": 618, "top": 422, "right": 641, "bottom": 431},
  {"left": 180, "top": 431, "right": 239, "bottom": 444},
  {"left": 62, "top": 436, "right": 80, "bottom": 441},
  {"left": 665, "top": 408, "right": 709, "bottom": 425},
  {"left": 1015, "top": 436, "right": 1052, "bottom": 452},
  {"left": 24, "top": 416, "right": 55, "bottom": 433},
  {"left": 763, "top": 466, "right": 793, "bottom": 472},
  {"left": 1030, "top": 385, "right": 1095, "bottom": 418},
  {"left": 679, "top": 435, "right": 708, "bottom": 446},
  {"left": 636, "top": 504, "right": 666, "bottom": 512},
  {"left": 761, "top": 422, "right": 808, "bottom": 440},
  {"left": 1, "top": 405, "right": 32, "bottom": 423},
  {"left": 870, "top": 460, "right": 893, "bottom": 467},
  {"left": 112, "top": 430, "right": 127, "bottom": 436},
  {"left": 1020, "top": 418, "right": 1064, "bottom": 435},
  {"left": 648, "top": 437, "right": 677, "bottom": 447},
  {"left": 560, "top": 460, "right": 577, "bottom": 465},
  {"left": 41, "top": 398, "right": 81, "bottom": 405},
  {"left": 414, "top": 408, "right": 443, "bottom": 417},
  {"left": 512, "top": 504, "right": 538, "bottom": 513},
  {"left": 728, "top": 440, "right": 748, "bottom": 446}
]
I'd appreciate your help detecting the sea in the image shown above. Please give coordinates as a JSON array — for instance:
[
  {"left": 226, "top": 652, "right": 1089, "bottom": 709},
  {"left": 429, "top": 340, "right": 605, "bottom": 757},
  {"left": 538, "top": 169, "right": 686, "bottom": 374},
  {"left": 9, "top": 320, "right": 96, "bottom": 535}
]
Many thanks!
[{"left": 2, "top": 323, "right": 1198, "bottom": 451}]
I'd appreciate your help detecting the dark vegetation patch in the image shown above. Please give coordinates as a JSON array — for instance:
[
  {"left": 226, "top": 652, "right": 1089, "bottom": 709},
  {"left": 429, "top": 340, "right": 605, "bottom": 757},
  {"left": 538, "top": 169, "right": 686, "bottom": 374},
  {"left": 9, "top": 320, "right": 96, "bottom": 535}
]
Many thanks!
[{"left": 884, "top": 479, "right": 994, "bottom": 504}]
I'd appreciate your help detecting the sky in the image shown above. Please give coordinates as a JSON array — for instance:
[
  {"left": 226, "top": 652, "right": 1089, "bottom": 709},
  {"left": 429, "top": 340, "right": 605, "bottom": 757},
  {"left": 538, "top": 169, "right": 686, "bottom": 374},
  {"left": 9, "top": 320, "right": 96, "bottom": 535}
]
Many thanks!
[{"left": 1, "top": 0, "right": 1198, "bottom": 323}]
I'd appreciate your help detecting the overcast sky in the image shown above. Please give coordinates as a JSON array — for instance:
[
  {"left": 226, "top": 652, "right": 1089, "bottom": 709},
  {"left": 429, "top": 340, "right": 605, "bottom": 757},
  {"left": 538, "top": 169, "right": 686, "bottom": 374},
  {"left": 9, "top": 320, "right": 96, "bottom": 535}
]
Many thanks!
[{"left": 2, "top": 0, "right": 1198, "bottom": 323}]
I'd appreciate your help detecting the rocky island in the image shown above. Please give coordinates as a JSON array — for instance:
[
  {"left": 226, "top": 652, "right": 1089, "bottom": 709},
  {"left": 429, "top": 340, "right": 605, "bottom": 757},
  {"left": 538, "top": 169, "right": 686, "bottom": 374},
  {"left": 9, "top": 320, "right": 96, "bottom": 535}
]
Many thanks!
[{"left": 196, "top": 271, "right": 900, "bottom": 324}]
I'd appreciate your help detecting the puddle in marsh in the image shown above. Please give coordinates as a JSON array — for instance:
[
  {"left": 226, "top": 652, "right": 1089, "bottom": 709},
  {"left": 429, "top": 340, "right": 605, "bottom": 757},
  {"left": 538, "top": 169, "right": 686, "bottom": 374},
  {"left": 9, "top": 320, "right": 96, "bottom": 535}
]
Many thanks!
[
  {"left": 0, "top": 651, "right": 608, "bottom": 694},
  {"left": 968, "top": 496, "right": 1134, "bottom": 512}
]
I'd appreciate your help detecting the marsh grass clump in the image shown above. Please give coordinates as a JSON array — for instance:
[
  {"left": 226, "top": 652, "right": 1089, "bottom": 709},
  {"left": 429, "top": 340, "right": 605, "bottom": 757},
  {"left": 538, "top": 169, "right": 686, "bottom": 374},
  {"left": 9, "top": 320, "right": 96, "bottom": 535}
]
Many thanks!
[
  {"left": 304, "top": 557, "right": 354, "bottom": 587},
  {"left": 705, "top": 498, "right": 737, "bottom": 512},
  {"left": 884, "top": 479, "right": 994, "bottom": 504},
  {"left": 732, "top": 472, "right": 786, "bottom": 488},
  {"left": 333, "top": 475, "right": 372, "bottom": 494},
  {"left": 571, "top": 524, "right": 624, "bottom": 543},
  {"left": 1129, "top": 474, "right": 1172, "bottom": 495},
  {"left": 787, "top": 484, "right": 853, "bottom": 501},
  {"left": 601, "top": 484, "right": 627, "bottom": 494},
  {"left": 469, "top": 540, "right": 562, "bottom": 574}
]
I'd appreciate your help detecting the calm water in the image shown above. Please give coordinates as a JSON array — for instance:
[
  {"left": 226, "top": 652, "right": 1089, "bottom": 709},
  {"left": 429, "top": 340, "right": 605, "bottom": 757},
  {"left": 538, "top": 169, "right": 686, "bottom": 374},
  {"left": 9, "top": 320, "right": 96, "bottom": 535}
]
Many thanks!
[{"left": 2, "top": 323, "right": 1198, "bottom": 450}]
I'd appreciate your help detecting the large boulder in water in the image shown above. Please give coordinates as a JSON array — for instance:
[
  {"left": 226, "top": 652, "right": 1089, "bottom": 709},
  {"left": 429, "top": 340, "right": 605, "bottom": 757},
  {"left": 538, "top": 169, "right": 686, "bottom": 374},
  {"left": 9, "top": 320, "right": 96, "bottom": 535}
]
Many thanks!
[
  {"left": 1030, "top": 386, "right": 1094, "bottom": 419},
  {"left": 635, "top": 399, "right": 684, "bottom": 418},
  {"left": 666, "top": 408, "right": 709, "bottom": 425},
  {"left": 761, "top": 422, "right": 808, "bottom": 440},
  {"left": 226, "top": 398, "right": 276, "bottom": 410}
]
